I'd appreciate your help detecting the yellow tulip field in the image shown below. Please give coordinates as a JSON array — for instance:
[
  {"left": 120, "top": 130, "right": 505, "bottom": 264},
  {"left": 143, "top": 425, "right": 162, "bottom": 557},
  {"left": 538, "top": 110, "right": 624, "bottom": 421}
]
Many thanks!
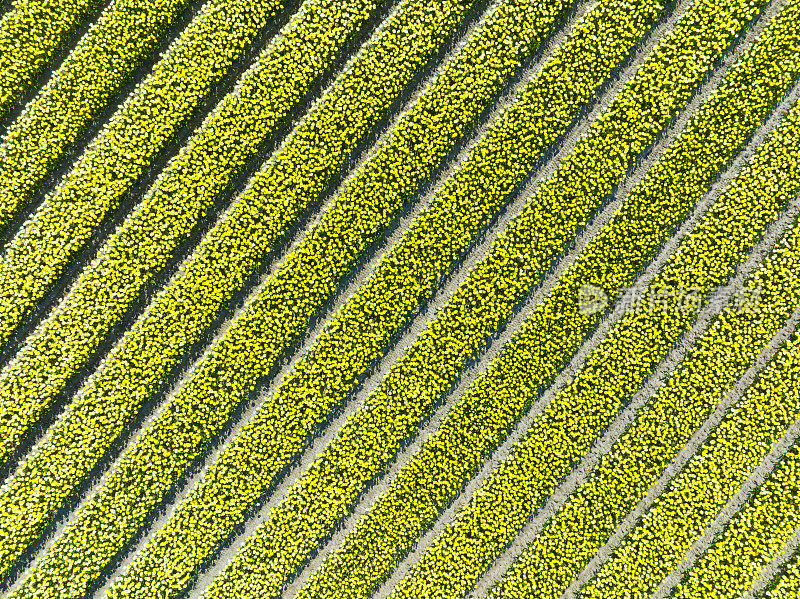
[{"left": 0, "top": 0, "right": 799, "bottom": 597}]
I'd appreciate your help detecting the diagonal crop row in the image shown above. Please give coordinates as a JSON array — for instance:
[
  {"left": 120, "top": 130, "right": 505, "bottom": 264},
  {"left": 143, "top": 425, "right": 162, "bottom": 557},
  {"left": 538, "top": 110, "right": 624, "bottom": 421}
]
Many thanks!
[
  {"left": 0, "top": 0, "right": 535, "bottom": 594},
  {"left": 669, "top": 435, "right": 800, "bottom": 599},
  {"left": 763, "top": 546, "right": 800, "bottom": 598},
  {"left": 0, "top": 2, "right": 787, "bottom": 598},
  {"left": 569, "top": 309, "right": 800, "bottom": 599},
  {"left": 0, "top": 0, "right": 478, "bottom": 546},
  {"left": 382, "top": 39, "right": 799, "bottom": 599},
  {"left": 192, "top": 1, "right": 771, "bottom": 597},
  {"left": 4, "top": 2, "right": 580, "bottom": 596},
  {"left": 0, "top": 0, "right": 411, "bottom": 360},
  {"left": 0, "top": 0, "right": 206, "bottom": 233},
  {"left": 105, "top": 1, "right": 669, "bottom": 597},
  {"left": 0, "top": 0, "right": 404, "bottom": 470},
  {"left": 0, "top": 0, "right": 104, "bottom": 117},
  {"left": 388, "top": 106, "right": 800, "bottom": 599},
  {"left": 0, "top": 0, "right": 292, "bottom": 345},
  {"left": 294, "top": 5, "right": 800, "bottom": 598}
]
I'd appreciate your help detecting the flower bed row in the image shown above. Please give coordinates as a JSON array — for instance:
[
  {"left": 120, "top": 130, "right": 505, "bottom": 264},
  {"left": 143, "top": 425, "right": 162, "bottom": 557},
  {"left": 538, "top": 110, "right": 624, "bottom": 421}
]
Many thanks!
[
  {"left": 0, "top": 0, "right": 290, "bottom": 343},
  {"left": 671, "top": 431, "right": 800, "bottom": 599},
  {"left": 0, "top": 0, "right": 103, "bottom": 117},
  {"left": 0, "top": 0, "right": 252, "bottom": 232},
  {"left": 109, "top": 1, "right": 664, "bottom": 597},
  {"left": 763, "top": 544, "right": 800, "bottom": 598},
  {"left": 0, "top": 0, "right": 399, "bottom": 469}
]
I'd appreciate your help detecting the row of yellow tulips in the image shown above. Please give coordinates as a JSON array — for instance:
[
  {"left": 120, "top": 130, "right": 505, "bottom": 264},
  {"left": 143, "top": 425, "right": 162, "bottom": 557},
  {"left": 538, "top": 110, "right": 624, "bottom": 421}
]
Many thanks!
[
  {"left": 488, "top": 5, "right": 800, "bottom": 595},
  {"left": 0, "top": 0, "right": 394, "bottom": 470},
  {"left": 0, "top": 0, "right": 258, "bottom": 233},
  {"left": 0, "top": 0, "right": 103, "bottom": 117},
  {"left": 673, "top": 428, "right": 800, "bottom": 599},
  {"left": 763, "top": 541, "right": 800, "bottom": 598},
  {"left": 113, "top": 0, "right": 662, "bottom": 597}
]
